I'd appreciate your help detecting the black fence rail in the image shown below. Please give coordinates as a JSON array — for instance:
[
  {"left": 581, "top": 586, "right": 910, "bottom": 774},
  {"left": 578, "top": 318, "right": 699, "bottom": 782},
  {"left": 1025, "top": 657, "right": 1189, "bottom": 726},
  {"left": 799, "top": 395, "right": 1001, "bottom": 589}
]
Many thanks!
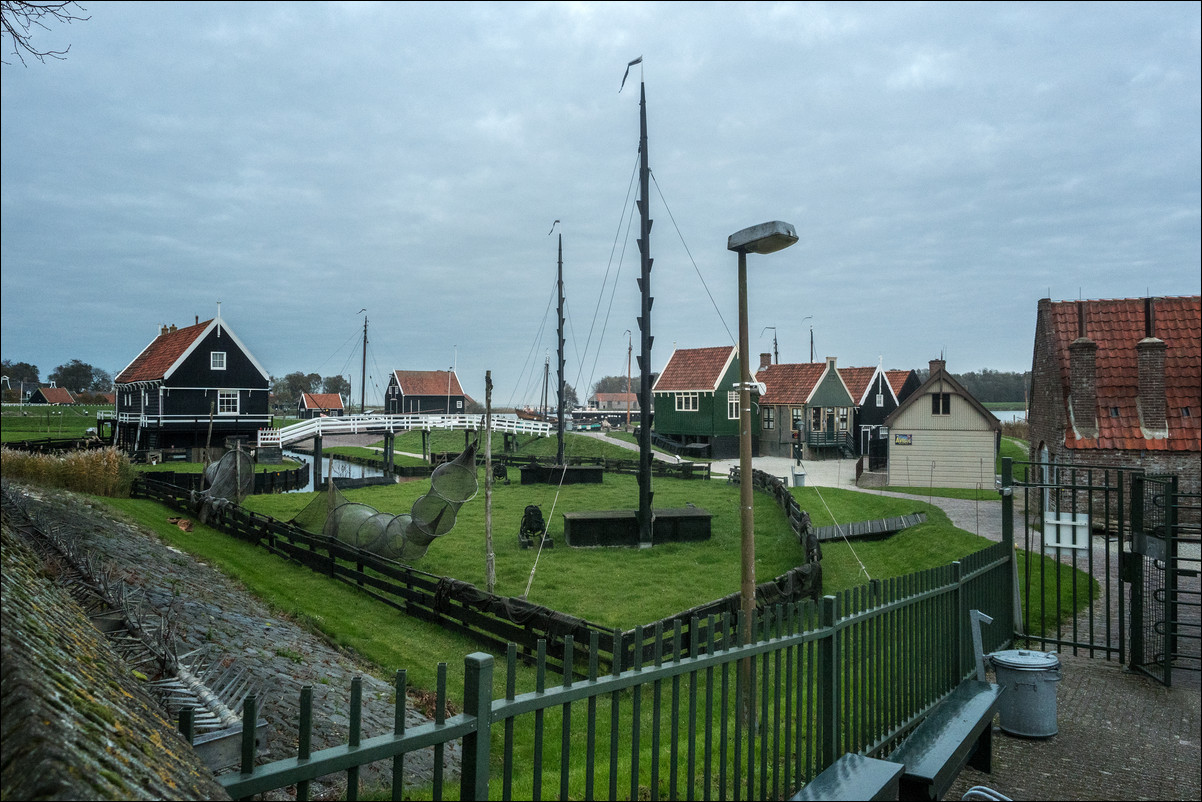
[
  {"left": 133, "top": 472, "right": 819, "bottom": 677},
  {"left": 1, "top": 436, "right": 109, "bottom": 454},
  {"left": 727, "top": 466, "right": 813, "bottom": 542},
  {"left": 132, "top": 476, "right": 616, "bottom": 675},
  {"left": 137, "top": 463, "right": 311, "bottom": 495}
]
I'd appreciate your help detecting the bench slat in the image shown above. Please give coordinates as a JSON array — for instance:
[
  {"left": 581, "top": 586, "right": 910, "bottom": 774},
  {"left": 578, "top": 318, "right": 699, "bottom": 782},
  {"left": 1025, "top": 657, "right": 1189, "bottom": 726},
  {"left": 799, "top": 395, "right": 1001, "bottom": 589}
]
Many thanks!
[
  {"left": 790, "top": 753, "right": 904, "bottom": 801},
  {"left": 889, "top": 680, "right": 1003, "bottom": 801}
]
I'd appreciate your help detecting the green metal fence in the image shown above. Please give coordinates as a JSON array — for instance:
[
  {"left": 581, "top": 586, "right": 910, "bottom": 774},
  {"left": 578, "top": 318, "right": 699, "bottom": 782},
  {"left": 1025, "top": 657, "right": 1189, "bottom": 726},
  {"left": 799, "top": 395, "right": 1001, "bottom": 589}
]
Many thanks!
[{"left": 213, "top": 541, "right": 1013, "bottom": 801}]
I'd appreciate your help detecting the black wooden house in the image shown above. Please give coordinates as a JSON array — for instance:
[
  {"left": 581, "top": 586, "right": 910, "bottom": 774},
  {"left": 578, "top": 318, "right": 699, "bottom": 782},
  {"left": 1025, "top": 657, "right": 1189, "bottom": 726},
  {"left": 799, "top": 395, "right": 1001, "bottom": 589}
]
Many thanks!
[{"left": 113, "top": 317, "right": 271, "bottom": 455}]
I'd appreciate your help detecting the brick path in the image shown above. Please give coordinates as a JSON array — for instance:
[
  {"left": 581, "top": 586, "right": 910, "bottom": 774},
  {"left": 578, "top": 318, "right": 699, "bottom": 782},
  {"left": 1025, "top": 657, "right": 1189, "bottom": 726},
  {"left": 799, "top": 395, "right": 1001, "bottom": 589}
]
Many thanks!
[{"left": 949, "top": 652, "right": 1200, "bottom": 801}]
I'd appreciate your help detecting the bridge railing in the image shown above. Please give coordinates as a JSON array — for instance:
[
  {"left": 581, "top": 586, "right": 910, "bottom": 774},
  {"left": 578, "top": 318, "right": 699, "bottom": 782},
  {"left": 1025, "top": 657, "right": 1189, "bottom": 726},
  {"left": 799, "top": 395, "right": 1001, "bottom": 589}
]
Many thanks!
[{"left": 273, "top": 414, "right": 552, "bottom": 446}]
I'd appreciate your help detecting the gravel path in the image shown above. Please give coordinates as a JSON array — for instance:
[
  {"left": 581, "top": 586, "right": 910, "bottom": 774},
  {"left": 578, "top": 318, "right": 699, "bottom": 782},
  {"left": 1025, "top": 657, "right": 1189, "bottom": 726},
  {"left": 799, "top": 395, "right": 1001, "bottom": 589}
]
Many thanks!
[{"left": 4, "top": 481, "right": 458, "bottom": 800}]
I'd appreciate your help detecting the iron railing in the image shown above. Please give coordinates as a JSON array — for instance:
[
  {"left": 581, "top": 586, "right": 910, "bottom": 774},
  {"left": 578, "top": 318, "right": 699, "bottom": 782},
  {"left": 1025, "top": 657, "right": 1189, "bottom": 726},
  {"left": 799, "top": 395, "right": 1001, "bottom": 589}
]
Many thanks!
[{"left": 212, "top": 540, "right": 1013, "bottom": 800}]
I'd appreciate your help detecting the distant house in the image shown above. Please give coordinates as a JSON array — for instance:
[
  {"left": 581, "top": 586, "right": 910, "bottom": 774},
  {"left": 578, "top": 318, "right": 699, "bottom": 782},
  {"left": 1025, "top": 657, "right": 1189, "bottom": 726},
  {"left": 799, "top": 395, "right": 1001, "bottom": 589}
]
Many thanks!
[
  {"left": 652, "top": 345, "right": 751, "bottom": 459},
  {"left": 385, "top": 370, "right": 466, "bottom": 415},
  {"left": 591, "top": 392, "right": 640, "bottom": 412},
  {"left": 756, "top": 355, "right": 855, "bottom": 459},
  {"left": 113, "top": 316, "right": 271, "bottom": 454},
  {"left": 884, "top": 359, "right": 1001, "bottom": 489},
  {"left": 298, "top": 392, "right": 346, "bottom": 419},
  {"left": 27, "top": 386, "right": 76, "bottom": 405},
  {"left": 1028, "top": 296, "right": 1201, "bottom": 499},
  {"left": 886, "top": 369, "right": 923, "bottom": 405},
  {"left": 838, "top": 363, "right": 899, "bottom": 461}
]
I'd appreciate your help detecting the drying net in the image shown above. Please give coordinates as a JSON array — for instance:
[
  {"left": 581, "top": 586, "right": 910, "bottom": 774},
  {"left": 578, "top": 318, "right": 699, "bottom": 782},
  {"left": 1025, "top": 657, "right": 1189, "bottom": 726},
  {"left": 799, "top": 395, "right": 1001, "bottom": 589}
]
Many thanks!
[
  {"left": 290, "top": 440, "right": 479, "bottom": 563},
  {"left": 190, "top": 449, "right": 256, "bottom": 523},
  {"left": 202, "top": 450, "right": 255, "bottom": 505}
]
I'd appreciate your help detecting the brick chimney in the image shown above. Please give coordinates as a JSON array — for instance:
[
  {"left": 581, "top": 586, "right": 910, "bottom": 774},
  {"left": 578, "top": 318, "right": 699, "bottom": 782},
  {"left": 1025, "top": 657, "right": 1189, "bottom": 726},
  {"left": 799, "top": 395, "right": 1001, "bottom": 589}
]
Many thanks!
[
  {"left": 159, "top": 324, "right": 169, "bottom": 336},
  {"left": 1068, "top": 301, "right": 1098, "bottom": 439},
  {"left": 928, "top": 358, "right": 945, "bottom": 377},
  {"left": 760, "top": 352, "right": 772, "bottom": 370},
  {"left": 1137, "top": 297, "right": 1167, "bottom": 438}
]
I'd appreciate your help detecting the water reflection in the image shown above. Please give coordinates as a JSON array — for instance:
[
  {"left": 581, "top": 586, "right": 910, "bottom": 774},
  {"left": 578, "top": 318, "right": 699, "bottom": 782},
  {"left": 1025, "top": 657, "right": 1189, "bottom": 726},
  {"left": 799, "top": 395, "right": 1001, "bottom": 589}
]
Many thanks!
[{"left": 283, "top": 449, "right": 389, "bottom": 493}]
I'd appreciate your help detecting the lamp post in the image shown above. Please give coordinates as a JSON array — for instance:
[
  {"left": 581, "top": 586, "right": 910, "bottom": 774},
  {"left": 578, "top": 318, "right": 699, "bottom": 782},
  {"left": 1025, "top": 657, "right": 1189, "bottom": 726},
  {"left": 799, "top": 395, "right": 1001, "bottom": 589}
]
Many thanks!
[{"left": 728, "top": 221, "right": 799, "bottom": 650}]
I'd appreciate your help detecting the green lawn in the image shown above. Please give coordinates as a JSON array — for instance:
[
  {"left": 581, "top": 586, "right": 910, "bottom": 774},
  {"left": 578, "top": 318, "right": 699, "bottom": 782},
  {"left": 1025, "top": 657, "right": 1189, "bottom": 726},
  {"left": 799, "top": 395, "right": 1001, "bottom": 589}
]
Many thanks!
[
  {"left": 242, "top": 474, "right": 982, "bottom": 629},
  {"left": 1, "top": 404, "right": 109, "bottom": 441}
]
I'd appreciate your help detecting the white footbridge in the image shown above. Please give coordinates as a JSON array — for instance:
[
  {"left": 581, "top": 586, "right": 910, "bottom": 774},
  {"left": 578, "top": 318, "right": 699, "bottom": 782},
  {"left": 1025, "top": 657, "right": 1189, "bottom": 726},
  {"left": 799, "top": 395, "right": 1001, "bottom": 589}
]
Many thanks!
[{"left": 258, "top": 414, "right": 552, "bottom": 449}]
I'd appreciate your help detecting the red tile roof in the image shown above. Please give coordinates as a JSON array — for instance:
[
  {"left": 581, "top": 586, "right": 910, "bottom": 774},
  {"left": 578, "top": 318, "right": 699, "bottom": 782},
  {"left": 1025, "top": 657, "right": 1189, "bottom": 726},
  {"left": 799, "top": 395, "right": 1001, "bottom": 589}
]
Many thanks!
[
  {"left": 838, "top": 366, "right": 879, "bottom": 404},
  {"left": 37, "top": 387, "right": 76, "bottom": 404},
  {"left": 1048, "top": 297, "right": 1200, "bottom": 452},
  {"left": 885, "top": 370, "right": 915, "bottom": 395},
  {"left": 116, "top": 320, "right": 212, "bottom": 383},
  {"left": 756, "top": 362, "right": 826, "bottom": 405},
  {"left": 392, "top": 370, "right": 464, "bottom": 397},
  {"left": 653, "top": 346, "right": 736, "bottom": 392},
  {"left": 300, "top": 393, "right": 344, "bottom": 410},
  {"left": 594, "top": 392, "right": 638, "bottom": 403}
]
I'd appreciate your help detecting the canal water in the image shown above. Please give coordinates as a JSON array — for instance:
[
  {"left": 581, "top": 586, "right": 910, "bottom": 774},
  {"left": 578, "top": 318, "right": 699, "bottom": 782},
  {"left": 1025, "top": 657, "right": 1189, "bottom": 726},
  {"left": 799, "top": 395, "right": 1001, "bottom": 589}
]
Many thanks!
[{"left": 284, "top": 449, "right": 391, "bottom": 493}]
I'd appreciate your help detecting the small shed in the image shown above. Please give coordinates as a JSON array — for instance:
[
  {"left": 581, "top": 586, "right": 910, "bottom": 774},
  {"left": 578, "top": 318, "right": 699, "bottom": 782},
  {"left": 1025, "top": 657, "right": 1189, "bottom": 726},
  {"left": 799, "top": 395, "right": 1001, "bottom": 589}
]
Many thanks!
[
  {"left": 298, "top": 392, "right": 346, "bottom": 419},
  {"left": 884, "top": 359, "right": 1000, "bottom": 489},
  {"left": 27, "top": 386, "right": 76, "bottom": 405}
]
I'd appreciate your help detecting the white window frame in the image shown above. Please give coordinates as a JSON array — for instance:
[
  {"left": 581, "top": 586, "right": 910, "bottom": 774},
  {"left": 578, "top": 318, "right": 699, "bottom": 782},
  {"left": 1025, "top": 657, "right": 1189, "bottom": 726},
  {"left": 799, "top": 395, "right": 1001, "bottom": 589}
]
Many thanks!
[
  {"left": 217, "top": 390, "right": 239, "bottom": 415},
  {"left": 838, "top": 408, "right": 849, "bottom": 431},
  {"left": 727, "top": 391, "right": 740, "bottom": 420},
  {"left": 211, "top": 351, "right": 227, "bottom": 371},
  {"left": 676, "top": 392, "right": 699, "bottom": 412}
]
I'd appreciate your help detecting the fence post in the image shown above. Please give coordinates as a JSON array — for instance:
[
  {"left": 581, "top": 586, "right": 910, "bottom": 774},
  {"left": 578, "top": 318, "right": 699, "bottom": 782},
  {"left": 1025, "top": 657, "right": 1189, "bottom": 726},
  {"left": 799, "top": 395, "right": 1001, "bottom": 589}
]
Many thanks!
[
  {"left": 461, "top": 652, "right": 494, "bottom": 801},
  {"left": 952, "top": 561, "right": 965, "bottom": 680},
  {"left": 1128, "top": 474, "right": 1145, "bottom": 671},
  {"left": 1000, "top": 458, "right": 1017, "bottom": 641},
  {"left": 818, "top": 594, "right": 839, "bottom": 768}
]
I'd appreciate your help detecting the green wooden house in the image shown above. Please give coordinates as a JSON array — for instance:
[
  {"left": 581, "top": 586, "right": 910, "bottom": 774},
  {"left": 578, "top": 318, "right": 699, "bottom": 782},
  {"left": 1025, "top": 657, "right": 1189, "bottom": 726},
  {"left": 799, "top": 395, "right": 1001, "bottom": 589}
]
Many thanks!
[
  {"left": 652, "top": 345, "right": 755, "bottom": 459},
  {"left": 756, "top": 355, "right": 856, "bottom": 458}
]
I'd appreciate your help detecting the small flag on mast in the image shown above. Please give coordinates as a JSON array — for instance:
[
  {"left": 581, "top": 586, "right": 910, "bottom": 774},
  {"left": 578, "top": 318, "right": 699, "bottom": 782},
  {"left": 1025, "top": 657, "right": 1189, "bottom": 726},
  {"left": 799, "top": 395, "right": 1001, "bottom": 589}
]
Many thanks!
[{"left": 619, "top": 56, "right": 643, "bottom": 93}]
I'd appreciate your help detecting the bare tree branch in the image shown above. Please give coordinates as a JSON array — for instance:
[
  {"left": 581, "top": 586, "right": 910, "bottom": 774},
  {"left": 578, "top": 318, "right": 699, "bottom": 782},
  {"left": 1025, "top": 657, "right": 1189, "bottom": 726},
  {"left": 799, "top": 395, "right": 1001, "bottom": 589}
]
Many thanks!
[{"left": 2, "top": 1, "right": 89, "bottom": 66}]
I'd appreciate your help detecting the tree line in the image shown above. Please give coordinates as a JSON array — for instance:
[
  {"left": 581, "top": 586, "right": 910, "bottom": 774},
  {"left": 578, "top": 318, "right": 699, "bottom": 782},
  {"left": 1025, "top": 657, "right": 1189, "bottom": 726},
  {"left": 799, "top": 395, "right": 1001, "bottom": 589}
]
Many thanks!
[{"left": 916, "top": 368, "right": 1030, "bottom": 403}]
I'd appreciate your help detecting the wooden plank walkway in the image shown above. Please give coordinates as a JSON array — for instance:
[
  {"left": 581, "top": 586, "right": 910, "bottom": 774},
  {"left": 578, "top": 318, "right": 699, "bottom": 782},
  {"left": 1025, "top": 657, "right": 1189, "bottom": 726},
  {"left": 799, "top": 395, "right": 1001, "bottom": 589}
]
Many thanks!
[{"left": 812, "top": 512, "right": 926, "bottom": 542}]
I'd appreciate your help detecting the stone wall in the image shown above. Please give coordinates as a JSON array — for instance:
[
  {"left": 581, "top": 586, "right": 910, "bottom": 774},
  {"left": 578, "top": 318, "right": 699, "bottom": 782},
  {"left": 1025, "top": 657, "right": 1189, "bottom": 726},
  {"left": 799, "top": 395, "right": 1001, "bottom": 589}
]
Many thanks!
[{"left": 0, "top": 526, "right": 229, "bottom": 800}]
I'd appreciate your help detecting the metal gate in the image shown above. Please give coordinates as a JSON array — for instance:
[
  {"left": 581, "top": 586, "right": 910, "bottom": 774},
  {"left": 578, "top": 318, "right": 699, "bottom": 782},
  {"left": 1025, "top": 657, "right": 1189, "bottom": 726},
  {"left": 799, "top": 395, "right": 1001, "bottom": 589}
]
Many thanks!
[
  {"left": 1129, "top": 475, "right": 1201, "bottom": 686},
  {"left": 1005, "top": 459, "right": 1132, "bottom": 662},
  {"left": 1003, "top": 459, "right": 1201, "bottom": 686}
]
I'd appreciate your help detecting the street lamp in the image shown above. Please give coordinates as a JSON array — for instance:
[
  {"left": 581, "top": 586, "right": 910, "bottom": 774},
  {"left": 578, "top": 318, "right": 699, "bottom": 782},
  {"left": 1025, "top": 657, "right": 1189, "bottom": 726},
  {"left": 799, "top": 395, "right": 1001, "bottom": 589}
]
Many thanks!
[{"left": 728, "top": 221, "right": 798, "bottom": 649}]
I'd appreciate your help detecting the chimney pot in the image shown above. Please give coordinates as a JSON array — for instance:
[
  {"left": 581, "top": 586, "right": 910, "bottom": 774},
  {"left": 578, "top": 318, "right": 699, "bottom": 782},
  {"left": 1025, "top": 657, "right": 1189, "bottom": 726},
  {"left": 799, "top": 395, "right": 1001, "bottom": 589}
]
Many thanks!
[
  {"left": 929, "top": 358, "right": 946, "bottom": 376},
  {"left": 760, "top": 353, "right": 772, "bottom": 369}
]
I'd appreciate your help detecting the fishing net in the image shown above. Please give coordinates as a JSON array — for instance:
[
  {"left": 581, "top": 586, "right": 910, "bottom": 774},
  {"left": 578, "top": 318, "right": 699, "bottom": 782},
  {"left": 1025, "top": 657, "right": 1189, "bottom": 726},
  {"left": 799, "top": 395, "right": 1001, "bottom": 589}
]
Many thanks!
[
  {"left": 290, "top": 440, "right": 479, "bottom": 564},
  {"left": 202, "top": 450, "right": 255, "bottom": 505},
  {"left": 191, "top": 449, "right": 256, "bottom": 523}
]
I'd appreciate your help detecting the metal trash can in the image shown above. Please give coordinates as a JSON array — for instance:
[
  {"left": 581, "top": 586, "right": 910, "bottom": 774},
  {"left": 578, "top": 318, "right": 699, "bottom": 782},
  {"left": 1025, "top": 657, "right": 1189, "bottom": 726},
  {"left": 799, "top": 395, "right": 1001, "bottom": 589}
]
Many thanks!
[{"left": 990, "top": 649, "right": 1062, "bottom": 737}]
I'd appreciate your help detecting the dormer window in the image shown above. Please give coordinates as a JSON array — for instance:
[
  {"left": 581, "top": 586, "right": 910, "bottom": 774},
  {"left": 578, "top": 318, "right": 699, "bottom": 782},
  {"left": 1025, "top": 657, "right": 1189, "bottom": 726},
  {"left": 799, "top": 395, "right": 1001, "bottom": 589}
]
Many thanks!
[
  {"left": 1109, "top": 407, "right": 1121, "bottom": 417},
  {"left": 1183, "top": 407, "right": 1193, "bottom": 418},
  {"left": 211, "top": 351, "right": 227, "bottom": 370}
]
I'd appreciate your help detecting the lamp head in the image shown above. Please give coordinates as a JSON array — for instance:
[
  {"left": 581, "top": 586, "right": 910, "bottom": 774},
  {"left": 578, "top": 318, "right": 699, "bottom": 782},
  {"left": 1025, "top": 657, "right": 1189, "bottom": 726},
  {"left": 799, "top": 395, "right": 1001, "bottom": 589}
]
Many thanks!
[{"left": 727, "top": 221, "right": 798, "bottom": 254}]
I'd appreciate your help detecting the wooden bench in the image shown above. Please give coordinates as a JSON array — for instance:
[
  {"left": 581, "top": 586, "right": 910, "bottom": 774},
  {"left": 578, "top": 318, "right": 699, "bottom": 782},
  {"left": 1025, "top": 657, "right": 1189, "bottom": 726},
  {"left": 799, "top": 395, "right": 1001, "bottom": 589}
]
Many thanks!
[
  {"left": 888, "top": 679, "right": 1004, "bottom": 801},
  {"left": 790, "top": 753, "right": 904, "bottom": 801}
]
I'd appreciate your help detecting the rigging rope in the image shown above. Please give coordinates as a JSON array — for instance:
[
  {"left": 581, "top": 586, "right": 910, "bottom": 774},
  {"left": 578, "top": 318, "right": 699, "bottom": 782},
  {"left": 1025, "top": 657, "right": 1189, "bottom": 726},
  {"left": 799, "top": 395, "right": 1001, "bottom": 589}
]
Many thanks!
[{"left": 650, "top": 170, "right": 737, "bottom": 347}]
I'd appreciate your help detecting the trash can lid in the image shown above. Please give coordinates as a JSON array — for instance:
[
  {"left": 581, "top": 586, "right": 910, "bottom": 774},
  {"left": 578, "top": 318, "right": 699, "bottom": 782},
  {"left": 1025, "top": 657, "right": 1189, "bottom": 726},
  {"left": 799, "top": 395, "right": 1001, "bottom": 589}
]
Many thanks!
[{"left": 990, "top": 649, "right": 1060, "bottom": 670}]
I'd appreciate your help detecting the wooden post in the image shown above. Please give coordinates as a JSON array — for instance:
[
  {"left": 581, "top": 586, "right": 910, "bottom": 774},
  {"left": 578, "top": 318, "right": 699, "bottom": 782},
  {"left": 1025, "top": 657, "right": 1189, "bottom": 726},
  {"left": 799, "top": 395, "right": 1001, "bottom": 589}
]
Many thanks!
[{"left": 485, "top": 371, "right": 495, "bottom": 594}]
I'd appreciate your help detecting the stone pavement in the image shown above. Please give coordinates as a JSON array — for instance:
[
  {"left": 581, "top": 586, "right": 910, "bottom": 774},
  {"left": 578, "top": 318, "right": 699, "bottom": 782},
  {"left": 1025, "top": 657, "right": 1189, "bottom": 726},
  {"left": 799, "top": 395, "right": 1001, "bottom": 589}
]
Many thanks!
[{"left": 949, "top": 652, "right": 1200, "bottom": 802}]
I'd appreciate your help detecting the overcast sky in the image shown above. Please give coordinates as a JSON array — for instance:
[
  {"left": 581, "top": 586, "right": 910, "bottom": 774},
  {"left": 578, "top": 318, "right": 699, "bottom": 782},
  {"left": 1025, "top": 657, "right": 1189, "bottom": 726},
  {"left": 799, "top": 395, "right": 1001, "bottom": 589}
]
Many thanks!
[{"left": 3, "top": 2, "right": 1198, "bottom": 406}]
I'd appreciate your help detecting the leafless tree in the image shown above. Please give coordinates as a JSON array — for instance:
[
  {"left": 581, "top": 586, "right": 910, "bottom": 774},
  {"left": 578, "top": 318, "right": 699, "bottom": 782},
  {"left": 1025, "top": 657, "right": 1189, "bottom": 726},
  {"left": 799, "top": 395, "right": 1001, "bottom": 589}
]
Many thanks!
[{"left": 2, "top": 1, "right": 89, "bottom": 66}]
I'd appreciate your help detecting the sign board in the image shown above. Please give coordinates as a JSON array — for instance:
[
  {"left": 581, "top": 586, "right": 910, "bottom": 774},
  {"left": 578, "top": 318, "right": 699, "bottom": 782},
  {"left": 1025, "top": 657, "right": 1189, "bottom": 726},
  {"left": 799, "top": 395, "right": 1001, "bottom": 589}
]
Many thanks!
[{"left": 894, "top": 433, "right": 912, "bottom": 446}]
